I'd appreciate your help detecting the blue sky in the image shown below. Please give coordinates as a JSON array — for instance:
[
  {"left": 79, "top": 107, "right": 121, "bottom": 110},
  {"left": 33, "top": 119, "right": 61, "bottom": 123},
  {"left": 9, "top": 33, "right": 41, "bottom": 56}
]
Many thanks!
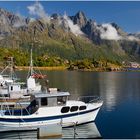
[{"left": 0, "top": 1, "right": 139, "bottom": 33}]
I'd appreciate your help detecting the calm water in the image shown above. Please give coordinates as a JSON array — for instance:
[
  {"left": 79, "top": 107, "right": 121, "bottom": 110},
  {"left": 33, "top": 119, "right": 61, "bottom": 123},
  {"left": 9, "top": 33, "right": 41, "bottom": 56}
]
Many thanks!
[
  {"left": 0, "top": 122, "right": 101, "bottom": 139},
  {"left": 1, "top": 71, "right": 140, "bottom": 139}
]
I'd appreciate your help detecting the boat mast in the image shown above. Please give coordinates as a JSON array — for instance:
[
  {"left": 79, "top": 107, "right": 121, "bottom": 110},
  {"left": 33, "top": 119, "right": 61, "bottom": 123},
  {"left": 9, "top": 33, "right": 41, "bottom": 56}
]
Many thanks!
[
  {"left": 30, "top": 47, "right": 33, "bottom": 76},
  {"left": 28, "top": 28, "right": 35, "bottom": 78},
  {"left": 10, "top": 57, "right": 14, "bottom": 80}
]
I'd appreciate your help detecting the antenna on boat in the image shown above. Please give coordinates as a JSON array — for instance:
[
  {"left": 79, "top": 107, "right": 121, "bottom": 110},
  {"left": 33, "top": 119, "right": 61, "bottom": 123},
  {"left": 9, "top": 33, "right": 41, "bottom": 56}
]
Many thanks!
[{"left": 30, "top": 47, "right": 33, "bottom": 76}]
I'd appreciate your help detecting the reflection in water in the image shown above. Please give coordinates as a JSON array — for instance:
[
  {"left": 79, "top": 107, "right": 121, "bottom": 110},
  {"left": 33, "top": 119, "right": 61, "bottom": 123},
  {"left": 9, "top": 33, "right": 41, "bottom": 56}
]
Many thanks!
[
  {"left": 99, "top": 73, "right": 120, "bottom": 111},
  {"left": 16, "top": 70, "right": 136, "bottom": 112},
  {"left": 0, "top": 123, "right": 101, "bottom": 139},
  {"left": 98, "top": 72, "right": 140, "bottom": 112},
  {"left": 16, "top": 70, "right": 101, "bottom": 99},
  {"left": 45, "top": 71, "right": 101, "bottom": 100},
  {"left": 0, "top": 130, "right": 37, "bottom": 139},
  {"left": 63, "top": 122, "right": 101, "bottom": 139}
]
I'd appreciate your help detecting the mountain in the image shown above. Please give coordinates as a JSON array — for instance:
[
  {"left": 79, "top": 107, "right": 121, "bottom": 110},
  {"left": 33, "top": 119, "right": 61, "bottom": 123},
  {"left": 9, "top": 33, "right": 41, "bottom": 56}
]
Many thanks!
[
  {"left": 70, "top": 11, "right": 88, "bottom": 28},
  {"left": 0, "top": 8, "right": 29, "bottom": 37},
  {"left": 0, "top": 8, "right": 140, "bottom": 68}
]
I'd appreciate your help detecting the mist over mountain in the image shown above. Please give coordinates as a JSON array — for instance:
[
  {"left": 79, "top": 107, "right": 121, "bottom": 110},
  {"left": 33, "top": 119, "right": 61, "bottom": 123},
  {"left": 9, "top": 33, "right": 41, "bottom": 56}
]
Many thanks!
[{"left": 0, "top": 3, "right": 140, "bottom": 68}]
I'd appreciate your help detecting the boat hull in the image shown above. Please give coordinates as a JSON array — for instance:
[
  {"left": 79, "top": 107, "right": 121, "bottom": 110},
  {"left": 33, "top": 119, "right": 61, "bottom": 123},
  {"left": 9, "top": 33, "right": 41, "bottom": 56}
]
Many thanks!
[{"left": 0, "top": 102, "right": 102, "bottom": 128}]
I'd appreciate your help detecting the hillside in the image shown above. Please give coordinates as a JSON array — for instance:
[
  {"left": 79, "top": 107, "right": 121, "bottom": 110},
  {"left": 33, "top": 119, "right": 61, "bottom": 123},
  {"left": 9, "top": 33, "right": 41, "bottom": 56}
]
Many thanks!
[{"left": 0, "top": 7, "right": 139, "bottom": 70}]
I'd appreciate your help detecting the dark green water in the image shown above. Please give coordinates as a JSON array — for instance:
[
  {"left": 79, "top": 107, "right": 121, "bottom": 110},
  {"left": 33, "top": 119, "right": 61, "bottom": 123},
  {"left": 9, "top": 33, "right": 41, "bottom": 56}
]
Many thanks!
[{"left": 1, "top": 71, "right": 140, "bottom": 139}]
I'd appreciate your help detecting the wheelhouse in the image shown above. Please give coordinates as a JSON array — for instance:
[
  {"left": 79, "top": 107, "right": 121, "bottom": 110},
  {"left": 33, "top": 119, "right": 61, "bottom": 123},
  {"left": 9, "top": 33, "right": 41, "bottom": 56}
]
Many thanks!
[{"left": 34, "top": 92, "right": 70, "bottom": 107}]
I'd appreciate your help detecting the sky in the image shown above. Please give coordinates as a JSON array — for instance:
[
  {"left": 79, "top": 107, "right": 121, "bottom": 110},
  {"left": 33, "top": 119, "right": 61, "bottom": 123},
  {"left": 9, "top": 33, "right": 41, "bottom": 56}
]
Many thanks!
[{"left": 0, "top": 1, "right": 139, "bottom": 33}]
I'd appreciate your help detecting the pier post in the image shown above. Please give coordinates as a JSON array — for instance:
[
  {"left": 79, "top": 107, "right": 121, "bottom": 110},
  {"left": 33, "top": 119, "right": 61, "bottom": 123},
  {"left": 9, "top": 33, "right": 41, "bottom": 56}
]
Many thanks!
[{"left": 37, "top": 124, "right": 62, "bottom": 139}]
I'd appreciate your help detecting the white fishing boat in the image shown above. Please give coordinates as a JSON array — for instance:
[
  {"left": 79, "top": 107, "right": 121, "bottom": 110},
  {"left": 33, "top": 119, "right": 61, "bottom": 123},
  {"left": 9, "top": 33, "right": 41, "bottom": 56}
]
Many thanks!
[
  {"left": 0, "top": 49, "right": 45, "bottom": 98},
  {"left": 26, "top": 48, "right": 44, "bottom": 94},
  {"left": 0, "top": 90, "right": 103, "bottom": 128}
]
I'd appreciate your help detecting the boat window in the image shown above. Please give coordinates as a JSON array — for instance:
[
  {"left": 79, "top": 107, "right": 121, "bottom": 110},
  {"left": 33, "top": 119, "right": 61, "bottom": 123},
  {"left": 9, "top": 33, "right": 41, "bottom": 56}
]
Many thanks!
[
  {"left": 79, "top": 105, "right": 87, "bottom": 110},
  {"left": 11, "top": 86, "right": 13, "bottom": 91},
  {"left": 47, "top": 97, "right": 57, "bottom": 106},
  {"left": 9, "top": 105, "right": 15, "bottom": 109},
  {"left": 57, "top": 96, "right": 67, "bottom": 105},
  {"left": 41, "top": 98, "right": 48, "bottom": 106},
  {"left": 70, "top": 106, "right": 78, "bottom": 112},
  {"left": 61, "top": 106, "right": 70, "bottom": 113}
]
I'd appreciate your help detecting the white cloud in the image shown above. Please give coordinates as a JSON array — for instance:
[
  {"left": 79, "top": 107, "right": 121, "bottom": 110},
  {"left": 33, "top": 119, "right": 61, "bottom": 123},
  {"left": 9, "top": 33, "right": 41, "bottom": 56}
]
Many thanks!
[
  {"left": 63, "top": 13, "right": 83, "bottom": 36},
  {"left": 99, "top": 23, "right": 122, "bottom": 40},
  {"left": 127, "top": 35, "right": 139, "bottom": 41},
  {"left": 27, "top": 1, "right": 50, "bottom": 23}
]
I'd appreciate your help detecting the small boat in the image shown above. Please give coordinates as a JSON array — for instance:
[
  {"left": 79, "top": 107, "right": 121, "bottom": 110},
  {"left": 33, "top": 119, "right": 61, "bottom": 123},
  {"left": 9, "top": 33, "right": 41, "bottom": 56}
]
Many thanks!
[
  {"left": 0, "top": 49, "right": 44, "bottom": 97},
  {"left": 0, "top": 90, "right": 103, "bottom": 128},
  {"left": 26, "top": 48, "right": 43, "bottom": 93}
]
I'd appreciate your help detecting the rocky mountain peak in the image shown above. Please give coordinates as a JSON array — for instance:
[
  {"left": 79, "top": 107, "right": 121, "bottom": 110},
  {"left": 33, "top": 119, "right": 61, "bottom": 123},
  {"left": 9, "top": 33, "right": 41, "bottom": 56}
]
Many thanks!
[
  {"left": 76, "top": 11, "right": 86, "bottom": 19},
  {"left": 51, "top": 13, "right": 60, "bottom": 20},
  {"left": 0, "top": 8, "right": 10, "bottom": 15},
  {"left": 111, "top": 22, "right": 120, "bottom": 30},
  {"left": 70, "top": 11, "right": 87, "bottom": 28}
]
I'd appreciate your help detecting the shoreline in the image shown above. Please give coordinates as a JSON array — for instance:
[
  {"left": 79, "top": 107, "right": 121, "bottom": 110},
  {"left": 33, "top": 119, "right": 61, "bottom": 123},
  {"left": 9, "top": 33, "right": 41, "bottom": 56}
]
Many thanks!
[
  {"left": 15, "top": 66, "right": 68, "bottom": 71},
  {"left": 0, "top": 66, "right": 138, "bottom": 72},
  {"left": 16, "top": 66, "right": 123, "bottom": 72}
]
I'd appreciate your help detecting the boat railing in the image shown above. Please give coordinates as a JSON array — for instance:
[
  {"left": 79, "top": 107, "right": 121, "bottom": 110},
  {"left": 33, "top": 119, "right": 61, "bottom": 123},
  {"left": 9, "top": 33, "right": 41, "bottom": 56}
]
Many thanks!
[
  {"left": 0, "top": 97, "right": 39, "bottom": 116},
  {"left": 77, "top": 96, "right": 102, "bottom": 104},
  {"left": 2, "top": 104, "right": 38, "bottom": 116}
]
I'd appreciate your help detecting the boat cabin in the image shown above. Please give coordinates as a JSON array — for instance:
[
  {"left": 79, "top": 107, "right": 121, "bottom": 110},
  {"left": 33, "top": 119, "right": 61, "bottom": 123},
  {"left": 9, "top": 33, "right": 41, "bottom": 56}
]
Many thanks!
[
  {"left": 34, "top": 92, "right": 70, "bottom": 107},
  {"left": 0, "top": 91, "right": 70, "bottom": 116}
]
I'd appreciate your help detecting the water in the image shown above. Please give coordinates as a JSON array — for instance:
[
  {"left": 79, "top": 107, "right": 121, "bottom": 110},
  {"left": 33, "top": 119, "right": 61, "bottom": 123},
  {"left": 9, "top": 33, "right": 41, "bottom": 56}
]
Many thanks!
[
  {"left": 1, "top": 71, "right": 140, "bottom": 139},
  {"left": 0, "top": 122, "right": 101, "bottom": 139}
]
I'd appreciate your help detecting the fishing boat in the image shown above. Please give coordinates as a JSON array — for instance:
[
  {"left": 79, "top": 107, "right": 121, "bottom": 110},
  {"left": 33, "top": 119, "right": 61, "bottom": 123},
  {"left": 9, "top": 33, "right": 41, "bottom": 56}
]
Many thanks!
[
  {"left": 26, "top": 48, "right": 44, "bottom": 94},
  {"left": 0, "top": 49, "right": 45, "bottom": 98},
  {"left": 0, "top": 90, "right": 103, "bottom": 128}
]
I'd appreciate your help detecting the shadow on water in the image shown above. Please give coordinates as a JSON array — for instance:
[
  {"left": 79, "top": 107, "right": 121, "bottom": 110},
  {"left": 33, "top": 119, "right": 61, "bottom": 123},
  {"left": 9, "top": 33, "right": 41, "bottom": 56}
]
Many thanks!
[{"left": 0, "top": 122, "right": 102, "bottom": 139}]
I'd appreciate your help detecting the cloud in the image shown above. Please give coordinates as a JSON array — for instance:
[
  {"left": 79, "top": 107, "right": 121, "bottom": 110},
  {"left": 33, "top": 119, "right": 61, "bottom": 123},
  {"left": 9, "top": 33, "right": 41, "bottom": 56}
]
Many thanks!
[
  {"left": 27, "top": 1, "right": 50, "bottom": 23},
  {"left": 98, "top": 23, "right": 122, "bottom": 40},
  {"left": 96, "top": 23, "right": 139, "bottom": 41},
  {"left": 27, "top": 3, "right": 83, "bottom": 36},
  {"left": 127, "top": 35, "right": 139, "bottom": 41},
  {"left": 63, "top": 13, "right": 83, "bottom": 36}
]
